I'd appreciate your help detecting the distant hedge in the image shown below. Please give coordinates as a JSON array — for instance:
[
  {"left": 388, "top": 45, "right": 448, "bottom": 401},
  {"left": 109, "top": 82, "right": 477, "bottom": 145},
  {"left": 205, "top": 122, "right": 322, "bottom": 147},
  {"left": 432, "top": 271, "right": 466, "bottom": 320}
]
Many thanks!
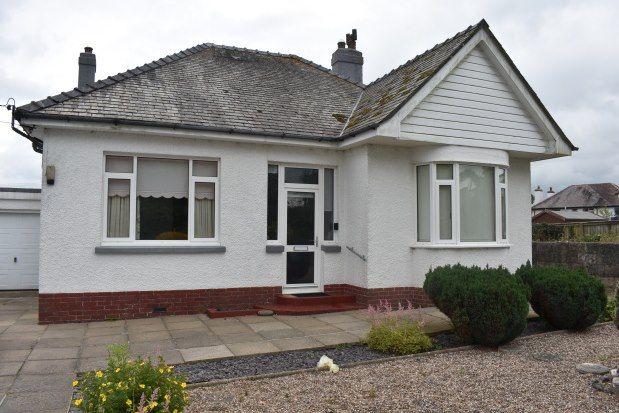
[
  {"left": 516, "top": 262, "right": 606, "bottom": 330},
  {"left": 532, "top": 223, "right": 564, "bottom": 241},
  {"left": 423, "top": 264, "right": 529, "bottom": 346}
]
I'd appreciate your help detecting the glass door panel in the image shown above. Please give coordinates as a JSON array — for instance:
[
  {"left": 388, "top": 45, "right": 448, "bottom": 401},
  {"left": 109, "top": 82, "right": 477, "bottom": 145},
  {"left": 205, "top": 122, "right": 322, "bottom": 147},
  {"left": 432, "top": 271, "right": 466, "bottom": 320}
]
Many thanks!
[{"left": 286, "top": 192, "right": 315, "bottom": 245}]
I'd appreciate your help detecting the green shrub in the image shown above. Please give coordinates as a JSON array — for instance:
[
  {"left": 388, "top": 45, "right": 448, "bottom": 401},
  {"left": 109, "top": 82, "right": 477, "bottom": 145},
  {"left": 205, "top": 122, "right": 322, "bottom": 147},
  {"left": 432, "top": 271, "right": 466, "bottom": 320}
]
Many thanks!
[
  {"left": 600, "top": 295, "right": 616, "bottom": 323},
  {"left": 366, "top": 318, "right": 433, "bottom": 355},
  {"left": 423, "top": 264, "right": 529, "bottom": 346},
  {"left": 532, "top": 223, "right": 564, "bottom": 241},
  {"left": 74, "top": 344, "right": 188, "bottom": 412},
  {"left": 516, "top": 262, "right": 607, "bottom": 330}
]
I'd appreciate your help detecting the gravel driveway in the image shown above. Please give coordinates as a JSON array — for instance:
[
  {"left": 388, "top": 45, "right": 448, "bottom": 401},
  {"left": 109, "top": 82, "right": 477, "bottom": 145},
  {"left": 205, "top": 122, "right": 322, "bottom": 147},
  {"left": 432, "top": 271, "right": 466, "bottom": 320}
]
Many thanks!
[{"left": 188, "top": 324, "right": 618, "bottom": 412}]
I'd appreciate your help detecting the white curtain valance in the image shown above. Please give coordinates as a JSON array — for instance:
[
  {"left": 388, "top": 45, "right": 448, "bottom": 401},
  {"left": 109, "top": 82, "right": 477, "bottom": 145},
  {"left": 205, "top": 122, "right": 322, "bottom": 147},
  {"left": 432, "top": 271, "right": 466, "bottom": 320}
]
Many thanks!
[
  {"left": 108, "top": 179, "right": 130, "bottom": 197},
  {"left": 137, "top": 158, "right": 189, "bottom": 198}
]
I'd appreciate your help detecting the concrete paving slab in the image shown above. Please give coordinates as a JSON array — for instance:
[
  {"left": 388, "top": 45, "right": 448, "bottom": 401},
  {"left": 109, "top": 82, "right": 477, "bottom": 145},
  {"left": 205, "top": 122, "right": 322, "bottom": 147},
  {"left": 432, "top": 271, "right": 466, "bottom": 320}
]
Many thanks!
[
  {"left": 129, "top": 340, "right": 176, "bottom": 355},
  {"left": 83, "top": 334, "right": 127, "bottom": 346},
  {"left": 0, "top": 349, "right": 31, "bottom": 362},
  {"left": 312, "top": 332, "right": 360, "bottom": 346},
  {"left": 0, "top": 339, "right": 36, "bottom": 350},
  {"left": 331, "top": 321, "right": 371, "bottom": 331},
  {"left": 209, "top": 324, "right": 253, "bottom": 335},
  {"left": 28, "top": 347, "right": 80, "bottom": 361},
  {"left": 41, "top": 329, "right": 85, "bottom": 339},
  {"left": 10, "top": 372, "right": 74, "bottom": 392},
  {"left": 0, "top": 361, "right": 22, "bottom": 376},
  {"left": 169, "top": 328, "right": 213, "bottom": 339},
  {"left": 21, "top": 359, "right": 77, "bottom": 374},
  {"left": 271, "top": 337, "right": 323, "bottom": 351},
  {"left": 173, "top": 335, "right": 223, "bottom": 349},
  {"left": 77, "top": 357, "right": 107, "bottom": 373},
  {"left": 227, "top": 341, "right": 279, "bottom": 356},
  {"left": 80, "top": 344, "right": 110, "bottom": 358},
  {"left": 180, "top": 345, "right": 233, "bottom": 362},
  {"left": 126, "top": 323, "right": 167, "bottom": 334},
  {"left": 235, "top": 315, "right": 277, "bottom": 324},
  {"left": 218, "top": 333, "right": 265, "bottom": 345},
  {"left": 166, "top": 321, "right": 206, "bottom": 330},
  {"left": 162, "top": 315, "right": 203, "bottom": 323},
  {"left": 4, "top": 324, "right": 46, "bottom": 333},
  {"left": 315, "top": 314, "right": 360, "bottom": 324},
  {"left": 85, "top": 326, "right": 126, "bottom": 337},
  {"left": 35, "top": 338, "right": 84, "bottom": 349},
  {"left": 257, "top": 328, "right": 307, "bottom": 340},
  {"left": 296, "top": 324, "right": 343, "bottom": 334},
  {"left": 0, "top": 389, "right": 72, "bottom": 413},
  {"left": 247, "top": 321, "right": 292, "bottom": 333},
  {"left": 87, "top": 320, "right": 126, "bottom": 329},
  {"left": 0, "top": 375, "right": 14, "bottom": 392},
  {"left": 158, "top": 349, "right": 185, "bottom": 365},
  {"left": 128, "top": 330, "right": 172, "bottom": 343}
]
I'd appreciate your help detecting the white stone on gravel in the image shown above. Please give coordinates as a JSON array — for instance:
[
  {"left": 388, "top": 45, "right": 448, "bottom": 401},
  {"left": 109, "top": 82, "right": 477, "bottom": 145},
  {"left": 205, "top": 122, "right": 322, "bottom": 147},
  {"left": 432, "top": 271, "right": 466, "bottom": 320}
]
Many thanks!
[{"left": 576, "top": 363, "right": 610, "bottom": 374}]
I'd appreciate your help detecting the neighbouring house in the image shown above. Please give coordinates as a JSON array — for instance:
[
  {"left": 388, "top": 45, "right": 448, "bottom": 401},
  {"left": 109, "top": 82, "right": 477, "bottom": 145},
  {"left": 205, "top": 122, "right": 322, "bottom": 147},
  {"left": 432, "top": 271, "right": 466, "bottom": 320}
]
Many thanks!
[
  {"left": 532, "top": 210, "right": 605, "bottom": 224},
  {"left": 0, "top": 188, "right": 41, "bottom": 290},
  {"left": 532, "top": 183, "right": 619, "bottom": 219},
  {"left": 12, "top": 19, "right": 576, "bottom": 323}
]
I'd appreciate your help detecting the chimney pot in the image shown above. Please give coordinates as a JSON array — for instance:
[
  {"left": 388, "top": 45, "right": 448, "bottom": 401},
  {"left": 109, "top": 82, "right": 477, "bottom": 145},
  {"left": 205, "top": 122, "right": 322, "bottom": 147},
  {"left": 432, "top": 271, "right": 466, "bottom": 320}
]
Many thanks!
[
  {"left": 332, "top": 29, "right": 363, "bottom": 84},
  {"left": 78, "top": 46, "right": 96, "bottom": 89}
]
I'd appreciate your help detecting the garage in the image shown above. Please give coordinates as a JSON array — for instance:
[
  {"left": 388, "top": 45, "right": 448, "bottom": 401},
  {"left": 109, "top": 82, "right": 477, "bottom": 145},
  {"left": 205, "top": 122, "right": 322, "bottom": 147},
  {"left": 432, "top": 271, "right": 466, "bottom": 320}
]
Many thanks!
[{"left": 0, "top": 188, "right": 41, "bottom": 290}]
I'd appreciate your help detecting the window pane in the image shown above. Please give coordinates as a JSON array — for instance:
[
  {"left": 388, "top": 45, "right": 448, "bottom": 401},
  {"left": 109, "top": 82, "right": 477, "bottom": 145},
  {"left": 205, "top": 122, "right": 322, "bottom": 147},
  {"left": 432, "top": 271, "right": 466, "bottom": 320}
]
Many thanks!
[
  {"left": 501, "top": 187, "right": 507, "bottom": 240},
  {"left": 105, "top": 156, "right": 133, "bottom": 173},
  {"left": 193, "top": 160, "right": 218, "bottom": 177},
  {"left": 439, "top": 185, "right": 452, "bottom": 240},
  {"left": 267, "top": 165, "right": 278, "bottom": 240},
  {"left": 286, "top": 252, "right": 314, "bottom": 284},
  {"left": 284, "top": 167, "right": 318, "bottom": 184},
  {"left": 136, "top": 158, "right": 189, "bottom": 240},
  {"left": 436, "top": 164, "right": 453, "bottom": 180},
  {"left": 499, "top": 168, "right": 506, "bottom": 184},
  {"left": 107, "top": 179, "right": 130, "bottom": 238},
  {"left": 324, "top": 168, "right": 334, "bottom": 241},
  {"left": 416, "top": 165, "right": 430, "bottom": 242},
  {"left": 195, "top": 182, "right": 215, "bottom": 238},
  {"left": 459, "top": 165, "right": 495, "bottom": 242},
  {"left": 287, "top": 192, "right": 315, "bottom": 245}
]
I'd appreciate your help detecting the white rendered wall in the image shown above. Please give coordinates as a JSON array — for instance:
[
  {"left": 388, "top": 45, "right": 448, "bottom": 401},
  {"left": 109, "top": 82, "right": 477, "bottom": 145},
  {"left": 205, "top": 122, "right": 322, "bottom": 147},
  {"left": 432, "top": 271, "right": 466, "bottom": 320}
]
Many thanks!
[
  {"left": 366, "top": 144, "right": 532, "bottom": 288},
  {"left": 38, "top": 129, "right": 360, "bottom": 293}
]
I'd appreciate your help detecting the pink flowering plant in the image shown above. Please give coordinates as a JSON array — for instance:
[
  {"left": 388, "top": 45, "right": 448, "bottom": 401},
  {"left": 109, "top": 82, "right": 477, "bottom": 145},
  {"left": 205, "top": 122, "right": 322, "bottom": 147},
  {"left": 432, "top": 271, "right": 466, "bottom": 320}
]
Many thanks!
[
  {"left": 73, "top": 344, "right": 188, "bottom": 412},
  {"left": 366, "top": 300, "right": 433, "bottom": 355}
]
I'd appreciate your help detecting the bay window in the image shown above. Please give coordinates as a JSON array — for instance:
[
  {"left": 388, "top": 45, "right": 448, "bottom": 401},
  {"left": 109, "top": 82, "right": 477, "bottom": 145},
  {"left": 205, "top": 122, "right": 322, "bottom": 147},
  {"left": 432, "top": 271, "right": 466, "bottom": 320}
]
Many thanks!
[
  {"left": 103, "top": 155, "right": 219, "bottom": 243},
  {"left": 415, "top": 163, "right": 507, "bottom": 245}
]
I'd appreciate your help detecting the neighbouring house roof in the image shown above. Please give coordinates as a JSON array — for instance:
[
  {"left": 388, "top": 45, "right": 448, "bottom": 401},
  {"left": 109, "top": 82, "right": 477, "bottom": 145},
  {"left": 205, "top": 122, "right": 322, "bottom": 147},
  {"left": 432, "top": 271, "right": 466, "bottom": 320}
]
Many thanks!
[
  {"left": 532, "top": 183, "right": 619, "bottom": 210},
  {"left": 533, "top": 210, "right": 606, "bottom": 222},
  {"left": 14, "top": 19, "right": 575, "bottom": 149}
]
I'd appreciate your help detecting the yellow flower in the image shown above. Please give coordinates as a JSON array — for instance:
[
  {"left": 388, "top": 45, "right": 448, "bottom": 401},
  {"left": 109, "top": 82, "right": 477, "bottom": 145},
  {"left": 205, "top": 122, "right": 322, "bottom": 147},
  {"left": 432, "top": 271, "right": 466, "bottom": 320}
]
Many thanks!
[
  {"left": 164, "top": 394, "right": 170, "bottom": 401},
  {"left": 167, "top": 366, "right": 172, "bottom": 373},
  {"left": 117, "top": 381, "right": 123, "bottom": 388},
  {"left": 115, "top": 367, "right": 121, "bottom": 373},
  {"left": 126, "top": 399, "right": 133, "bottom": 406},
  {"left": 181, "top": 382, "right": 187, "bottom": 388},
  {"left": 149, "top": 401, "right": 159, "bottom": 409},
  {"left": 139, "top": 384, "right": 146, "bottom": 389},
  {"left": 99, "top": 394, "right": 107, "bottom": 402},
  {"left": 95, "top": 371, "right": 104, "bottom": 378},
  {"left": 173, "top": 410, "right": 178, "bottom": 413},
  {"left": 159, "top": 368, "right": 164, "bottom": 373},
  {"left": 72, "top": 380, "right": 79, "bottom": 387},
  {"left": 74, "top": 399, "right": 83, "bottom": 406}
]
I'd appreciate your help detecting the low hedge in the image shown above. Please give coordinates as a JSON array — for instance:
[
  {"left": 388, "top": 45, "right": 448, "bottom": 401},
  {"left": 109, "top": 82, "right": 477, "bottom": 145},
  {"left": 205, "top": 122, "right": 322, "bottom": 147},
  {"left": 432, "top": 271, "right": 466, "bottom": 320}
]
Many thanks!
[
  {"left": 423, "top": 264, "right": 529, "bottom": 346},
  {"left": 366, "top": 319, "right": 433, "bottom": 355},
  {"left": 516, "top": 262, "right": 606, "bottom": 330}
]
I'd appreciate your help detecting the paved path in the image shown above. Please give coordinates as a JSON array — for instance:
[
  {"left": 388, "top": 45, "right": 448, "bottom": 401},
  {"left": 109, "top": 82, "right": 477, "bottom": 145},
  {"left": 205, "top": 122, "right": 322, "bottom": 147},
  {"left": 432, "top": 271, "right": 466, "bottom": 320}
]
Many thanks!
[{"left": 0, "top": 294, "right": 452, "bottom": 412}]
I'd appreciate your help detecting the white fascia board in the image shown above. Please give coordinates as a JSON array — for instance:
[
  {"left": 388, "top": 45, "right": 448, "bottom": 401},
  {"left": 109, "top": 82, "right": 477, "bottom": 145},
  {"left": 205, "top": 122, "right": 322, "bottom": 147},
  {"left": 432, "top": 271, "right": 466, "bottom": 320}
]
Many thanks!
[{"left": 21, "top": 118, "right": 340, "bottom": 150}]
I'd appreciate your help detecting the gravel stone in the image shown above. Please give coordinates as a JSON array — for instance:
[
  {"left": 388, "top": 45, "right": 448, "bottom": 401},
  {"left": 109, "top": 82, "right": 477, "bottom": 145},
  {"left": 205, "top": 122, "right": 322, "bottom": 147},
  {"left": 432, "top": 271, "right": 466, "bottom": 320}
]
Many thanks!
[
  {"left": 576, "top": 363, "right": 610, "bottom": 374},
  {"left": 187, "top": 324, "right": 619, "bottom": 412}
]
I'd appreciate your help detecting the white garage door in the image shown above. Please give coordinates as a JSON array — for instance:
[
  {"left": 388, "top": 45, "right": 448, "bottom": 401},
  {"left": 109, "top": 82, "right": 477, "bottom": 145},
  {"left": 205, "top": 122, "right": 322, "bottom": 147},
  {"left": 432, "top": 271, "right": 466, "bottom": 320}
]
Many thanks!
[{"left": 0, "top": 212, "right": 39, "bottom": 290}]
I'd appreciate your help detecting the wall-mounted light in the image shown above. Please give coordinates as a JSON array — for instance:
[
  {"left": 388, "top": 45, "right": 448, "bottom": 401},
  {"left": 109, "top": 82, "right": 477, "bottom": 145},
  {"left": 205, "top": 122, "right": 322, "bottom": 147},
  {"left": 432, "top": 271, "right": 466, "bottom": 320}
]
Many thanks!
[{"left": 46, "top": 165, "right": 55, "bottom": 185}]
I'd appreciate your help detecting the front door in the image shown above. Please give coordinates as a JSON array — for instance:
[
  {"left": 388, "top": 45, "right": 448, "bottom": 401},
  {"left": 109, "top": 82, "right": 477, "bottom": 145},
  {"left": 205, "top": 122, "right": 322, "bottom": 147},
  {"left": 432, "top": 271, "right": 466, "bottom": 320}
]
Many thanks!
[{"left": 284, "top": 188, "right": 320, "bottom": 293}]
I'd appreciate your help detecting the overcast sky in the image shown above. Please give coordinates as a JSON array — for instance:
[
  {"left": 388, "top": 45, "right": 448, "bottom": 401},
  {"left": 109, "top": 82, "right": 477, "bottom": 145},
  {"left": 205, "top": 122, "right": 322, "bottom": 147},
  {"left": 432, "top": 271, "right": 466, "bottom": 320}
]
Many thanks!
[{"left": 1, "top": 0, "right": 617, "bottom": 191}]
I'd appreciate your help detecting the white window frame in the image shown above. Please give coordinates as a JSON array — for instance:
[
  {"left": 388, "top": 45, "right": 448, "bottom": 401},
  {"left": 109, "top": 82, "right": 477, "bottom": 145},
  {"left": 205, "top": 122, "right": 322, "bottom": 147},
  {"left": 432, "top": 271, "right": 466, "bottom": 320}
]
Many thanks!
[
  {"left": 414, "top": 162, "right": 509, "bottom": 247},
  {"left": 102, "top": 154, "right": 220, "bottom": 246},
  {"left": 266, "top": 164, "right": 337, "bottom": 246}
]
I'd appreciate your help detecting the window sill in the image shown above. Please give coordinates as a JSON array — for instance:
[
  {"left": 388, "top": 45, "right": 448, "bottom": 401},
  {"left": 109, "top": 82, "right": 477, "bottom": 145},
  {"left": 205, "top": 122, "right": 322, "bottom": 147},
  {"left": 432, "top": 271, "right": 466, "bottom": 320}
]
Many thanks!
[
  {"left": 266, "top": 245, "right": 284, "bottom": 253},
  {"left": 410, "top": 243, "right": 511, "bottom": 250},
  {"left": 321, "top": 244, "right": 342, "bottom": 253},
  {"left": 95, "top": 245, "right": 226, "bottom": 254}
]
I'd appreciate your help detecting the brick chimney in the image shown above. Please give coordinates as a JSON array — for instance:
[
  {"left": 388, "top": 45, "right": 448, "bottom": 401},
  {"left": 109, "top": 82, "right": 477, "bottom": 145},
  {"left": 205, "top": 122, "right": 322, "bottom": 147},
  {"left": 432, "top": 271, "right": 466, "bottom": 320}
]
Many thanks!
[
  {"left": 78, "top": 47, "right": 96, "bottom": 89},
  {"left": 331, "top": 29, "right": 363, "bottom": 84}
]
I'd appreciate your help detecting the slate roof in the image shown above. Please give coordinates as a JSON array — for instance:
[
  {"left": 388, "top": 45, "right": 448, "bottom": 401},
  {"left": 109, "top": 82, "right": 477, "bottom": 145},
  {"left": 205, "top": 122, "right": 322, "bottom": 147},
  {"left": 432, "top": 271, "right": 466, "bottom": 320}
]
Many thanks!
[
  {"left": 15, "top": 19, "right": 573, "bottom": 148},
  {"left": 532, "top": 183, "right": 619, "bottom": 210}
]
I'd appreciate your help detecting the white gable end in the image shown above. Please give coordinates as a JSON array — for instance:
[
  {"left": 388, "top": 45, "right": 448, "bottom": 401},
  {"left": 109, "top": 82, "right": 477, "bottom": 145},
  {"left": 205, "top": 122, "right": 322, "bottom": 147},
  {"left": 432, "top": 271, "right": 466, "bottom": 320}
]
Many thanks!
[{"left": 400, "top": 45, "right": 548, "bottom": 152}]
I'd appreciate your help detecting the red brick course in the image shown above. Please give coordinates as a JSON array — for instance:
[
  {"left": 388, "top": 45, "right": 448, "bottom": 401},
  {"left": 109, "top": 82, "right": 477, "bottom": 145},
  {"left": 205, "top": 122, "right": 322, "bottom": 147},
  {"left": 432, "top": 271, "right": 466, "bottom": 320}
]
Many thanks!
[{"left": 39, "top": 284, "right": 433, "bottom": 324}]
